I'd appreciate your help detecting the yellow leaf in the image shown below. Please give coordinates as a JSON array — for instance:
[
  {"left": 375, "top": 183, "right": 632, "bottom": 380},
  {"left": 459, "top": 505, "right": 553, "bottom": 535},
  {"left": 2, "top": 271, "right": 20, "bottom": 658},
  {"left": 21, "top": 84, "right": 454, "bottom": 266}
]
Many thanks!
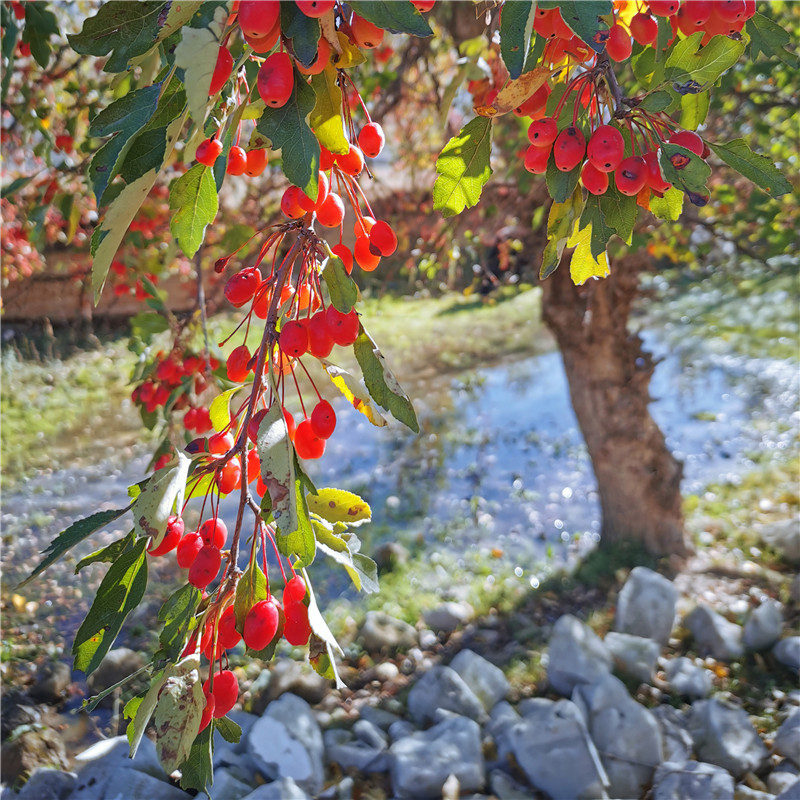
[
  {"left": 310, "top": 64, "right": 349, "bottom": 155},
  {"left": 567, "top": 220, "right": 610, "bottom": 285},
  {"left": 320, "top": 361, "right": 387, "bottom": 427},
  {"left": 475, "top": 66, "right": 552, "bottom": 117},
  {"left": 331, "top": 32, "right": 365, "bottom": 69},
  {"left": 209, "top": 387, "right": 241, "bottom": 434},
  {"left": 307, "top": 488, "right": 372, "bottom": 526},
  {"left": 541, "top": 185, "right": 583, "bottom": 279}
]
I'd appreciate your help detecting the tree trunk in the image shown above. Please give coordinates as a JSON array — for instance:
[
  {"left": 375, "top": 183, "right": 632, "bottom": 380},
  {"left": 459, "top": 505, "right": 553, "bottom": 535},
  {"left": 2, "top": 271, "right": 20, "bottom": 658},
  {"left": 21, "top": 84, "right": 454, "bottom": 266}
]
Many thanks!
[{"left": 540, "top": 252, "right": 691, "bottom": 559}]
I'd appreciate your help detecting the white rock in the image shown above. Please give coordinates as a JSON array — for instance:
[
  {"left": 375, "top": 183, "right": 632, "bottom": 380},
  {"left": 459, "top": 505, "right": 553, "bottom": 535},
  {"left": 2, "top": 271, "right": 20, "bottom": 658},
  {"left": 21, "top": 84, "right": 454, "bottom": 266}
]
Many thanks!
[
  {"left": 686, "top": 698, "right": 768, "bottom": 778},
  {"left": 240, "top": 777, "right": 310, "bottom": 799},
  {"left": 774, "top": 637, "right": 800, "bottom": 671},
  {"left": 358, "top": 612, "right": 417, "bottom": 653},
  {"left": 757, "top": 517, "right": 800, "bottom": 563},
  {"left": 389, "top": 715, "right": 484, "bottom": 798},
  {"left": 449, "top": 649, "right": 509, "bottom": 712},
  {"left": 102, "top": 769, "right": 190, "bottom": 800},
  {"left": 203, "top": 768, "right": 253, "bottom": 800},
  {"left": 733, "top": 785, "right": 774, "bottom": 799},
  {"left": 685, "top": 605, "right": 744, "bottom": 661},
  {"left": 573, "top": 674, "right": 664, "bottom": 800},
  {"left": 547, "top": 615, "right": 613, "bottom": 697},
  {"left": 73, "top": 735, "right": 163, "bottom": 780},
  {"left": 768, "top": 768, "right": 799, "bottom": 796},
  {"left": 653, "top": 760, "right": 734, "bottom": 800},
  {"left": 508, "top": 699, "right": 609, "bottom": 800},
  {"left": 407, "top": 665, "right": 487, "bottom": 725},
  {"left": 666, "top": 656, "right": 712, "bottom": 699},
  {"left": 652, "top": 705, "right": 694, "bottom": 765},
  {"left": 614, "top": 567, "right": 678, "bottom": 645},
  {"left": 423, "top": 601, "right": 474, "bottom": 633},
  {"left": 774, "top": 709, "right": 800, "bottom": 768},
  {"left": 744, "top": 601, "right": 784, "bottom": 651},
  {"left": 604, "top": 632, "right": 660, "bottom": 683},
  {"left": 16, "top": 768, "right": 76, "bottom": 800}
]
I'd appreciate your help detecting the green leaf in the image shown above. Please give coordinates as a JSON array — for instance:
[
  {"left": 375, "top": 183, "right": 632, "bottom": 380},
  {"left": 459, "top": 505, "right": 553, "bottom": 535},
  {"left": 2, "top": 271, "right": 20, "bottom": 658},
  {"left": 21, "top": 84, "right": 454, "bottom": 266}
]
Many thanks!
[
  {"left": 319, "top": 360, "right": 388, "bottom": 428},
  {"left": 540, "top": 185, "right": 584, "bottom": 280},
  {"left": 257, "top": 402, "right": 298, "bottom": 539},
  {"left": 158, "top": 585, "right": 201, "bottom": 660},
  {"left": 132, "top": 452, "right": 191, "bottom": 548},
  {"left": 154, "top": 655, "right": 204, "bottom": 773},
  {"left": 157, "top": 1, "right": 204, "bottom": 43},
  {"left": 747, "top": 12, "right": 798, "bottom": 66},
  {"left": 659, "top": 142, "right": 711, "bottom": 195},
  {"left": 88, "top": 85, "right": 161, "bottom": 203},
  {"left": 579, "top": 194, "right": 615, "bottom": 260},
  {"left": 599, "top": 183, "right": 637, "bottom": 245},
  {"left": 256, "top": 74, "right": 319, "bottom": 199},
  {"left": 73, "top": 538, "right": 148, "bottom": 676},
  {"left": 540, "top": 1, "right": 612, "bottom": 52},
  {"left": 665, "top": 32, "right": 746, "bottom": 88},
  {"left": 433, "top": 116, "right": 493, "bottom": 218},
  {"left": 302, "top": 568, "right": 345, "bottom": 688},
  {"left": 215, "top": 716, "right": 242, "bottom": 745},
  {"left": 170, "top": 164, "right": 219, "bottom": 257},
  {"left": 126, "top": 669, "right": 167, "bottom": 757},
  {"left": 499, "top": 1, "right": 535, "bottom": 80},
  {"left": 282, "top": 481, "right": 316, "bottom": 570},
  {"left": 21, "top": 3, "right": 58, "bottom": 69},
  {"left": 281, "top": 3, "right": 321, "bottom": 67},
  {"left": 680, "top": 90, "right": 709, "bottom": 130},
  {"left": 19, "top": 507, "right": 130, "bottom": 588},
  {"left": 322, "top": 249, "right": 358, "bottom": 312},
  {"left": 310, "top": 65, "right": 349, "bottom": 156},
  {"left": 708, "top": 139, "right": 792, "bottom": 197},
  {"left": 84, "top": 664, "right": 151, "bottom": 714},
  {"left": 307, "top": 488, "right": 372, "bottom": 526},
  {"left": 1, "top": 175, "right": 33, "bottom": 200},
  {"left": 349, "top": 1, "right": 433, "bottom": 36},
  {"left": 312, "top": 519, "right": 379, "bottom": 594},
  {"left": 234, "top": 564, "right": 267, "bottom": 631},
  {"left": 353, "top": 328, "right": 419, "bottom": 433},
  {"left": 174, "top": 4, "right": 228, "bottom": 125},
  {"left": 546, "top": 156, "right": 580, "bottom": 204},
  {"left": 649, "top": 186, "right": 684, "bottom": 221},
  {"left": 75, "top": 533, "right": 135, "bottom": 574},
  {"left": 68, "top": 1, "right": 165, "bottom": 73},
  {"left": 179, "top": 724, "right": 213, "bottom": 793},
  {"left": 639, "top": 90, "right": 674, "bottom": 113}
]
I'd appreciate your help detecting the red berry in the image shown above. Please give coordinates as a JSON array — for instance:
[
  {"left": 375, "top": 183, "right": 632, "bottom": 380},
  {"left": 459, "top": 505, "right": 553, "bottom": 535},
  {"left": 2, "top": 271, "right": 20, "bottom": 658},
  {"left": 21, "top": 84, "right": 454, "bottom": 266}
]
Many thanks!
[
  {"left": 294, "top": 419, "right": 326, "bottom": 460},
  {"left": 648, "top": 0, "right": 680, "bottom": 16},
  {"left": 669, "top": 130, "right": 704, "bottom": 156},
  {"left": 245, "top": 148, "right": 268, "bottom": 177},
  {"left": 283, "top": 576, "right": 307, "bottom": 606},
  {"left": 315, "top": 192, "right": 345, "bottom": 228},
  {"left": 284, "top": 409, "right": 297, "bottom": 440},
  {"left": 336, "top": 144, "right": 365, "bottom": 177},
  {"left": 216, "top": 458, "right": 242, "bottom": 494},
  {"left": 717, "top": 0, "right": 746, "bottom": 22},
  {"left": 281, "top": 185, "right": 306, "bottom": 219},
  {"left": 296, "top": 0, "right": 335, "bottom": 17},
  {"left": 325, "top": 306, "right": 360, "bottom": 346},
  {"left": 176, "top": 532, "right": 203, "bottom": 568},
  {"left": 308, "top": 312, "right": 334, "bottom": 358},
  {"left": 605, "top": 24, "right": 632, "bottom": 62},
  {"left": 188, "top": 545, "right": 222, "bottom": 589},
  {"left": 224, "top": 267, "right": 262, "bottom": 308},
  {"left": 524, "top": 145, "right": 549, "bottom": 174},
  {"left": 331, "top": 244, "right": 353, "bottom": 275},
  {"left": 247, "top": 447, "right": 260, "bottom": 483},
  {"left": 148, "top": 515, "right": 185, "bottom": 556},
  {"left": 412, "top": 0, "right": 436, "bottom": 10},
  {"left": 198, "top": 517, "right": 228, "bottom": 549},
  {"left": 320, "top": 145, "right": 335, "bottom": 170},
  {"left": 196, "top": 138, "right": 223, "bottom": 167},
  {"left": 369, "top": 221, "right": 397, "bottom": 257},
  {"left": 350, "top": 14, "right": 384, "bottom": 48},
  {"left": 55, "top": 134, "right": 74, "bottom": 153},
  {"left": 243, "top": 599, "right": 280, "bottom": 650},
  {"left": 514, "top": 83, "right": 551, "bottom": 118},
  {"left": 209, "top": 431, "right": 235, "bottom": 455},
  {"left": 238, "top": 0, "right": 280, "bottom": 38},
  {"left": 630, "top": 12, "right": 658, "bottom": 45},
  {"left": 284, "top": 602, "right": 312, "bottom": 646},
  {"left": 358, "top": 122, "right": 385, "bottom": 159},
  {"left": 354, "top": 236, "right": 381, "bottom": 272},
  {"left": 226, "top": 146, "right": 248, "bottom": 176},
  {"left": 218, "top": 606, "right": 242, "bottom": 649},
  {"left": 581, "top": 161, "right": 609, "bottom": 195},
  {"left": 248, "top": 408, "right": 268, "bottom": 443},
  {"left": 527, "top": 117, "right": 558, "bottom": 148},
  {"left": 587, "top": 125, "right": 625, "bottom": 173},
  {"left": 226, "top": 344, "right": 252, "bottom": 382},
  {"left": 310, "top": 399, "right": 336, "bottom": 439},
  {"left": 615, "top": 156, "right": 648, "bottom": 196},
  {"left": 280, "top": 320, "right": 309, "bottom": 358},
  {"left": 206, "top": 669, "right": 238, "bottom": 718},
  {"left": 209, "top": 46, "right": 234, "bottom": 95},
  {"left": 643, "top": 151, "right": 671, "bottom": 193},
  {"left": 257, "top": 52, "right": 294, "bottom": 108},
  {"left": 680, "top": 0, "right": 712, "bottom": 27},
  {"left": 553, "top": 126, "right": 586, "bottom": 172}
]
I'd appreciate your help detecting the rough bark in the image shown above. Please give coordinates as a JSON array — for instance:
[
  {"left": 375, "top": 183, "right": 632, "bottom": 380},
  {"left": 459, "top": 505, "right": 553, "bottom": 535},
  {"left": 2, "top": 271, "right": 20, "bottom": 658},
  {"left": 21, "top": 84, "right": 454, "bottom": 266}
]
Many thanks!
[{"left": 541, "top": 252, "right": 691, "bottom": 560}]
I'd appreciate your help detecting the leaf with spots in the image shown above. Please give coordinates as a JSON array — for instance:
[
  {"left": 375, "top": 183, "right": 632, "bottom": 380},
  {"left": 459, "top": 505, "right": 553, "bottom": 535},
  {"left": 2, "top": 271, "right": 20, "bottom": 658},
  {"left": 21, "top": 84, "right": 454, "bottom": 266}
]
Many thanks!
[{"left": 307, "top": 488, "right": 372, "bottom": 526}]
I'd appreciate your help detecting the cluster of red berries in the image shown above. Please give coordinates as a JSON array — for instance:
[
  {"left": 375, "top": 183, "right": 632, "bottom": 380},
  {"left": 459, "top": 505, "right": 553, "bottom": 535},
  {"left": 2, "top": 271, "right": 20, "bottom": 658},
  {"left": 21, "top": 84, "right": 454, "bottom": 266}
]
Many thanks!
[{"left": 525, "top": 119, "right": 706, "bottom": 200}]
